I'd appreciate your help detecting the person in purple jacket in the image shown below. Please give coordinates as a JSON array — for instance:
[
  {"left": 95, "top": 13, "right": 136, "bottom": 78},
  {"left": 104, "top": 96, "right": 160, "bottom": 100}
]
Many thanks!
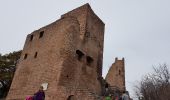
[{"left": 34, "top": 86, "right": 45, "bottom": 100}]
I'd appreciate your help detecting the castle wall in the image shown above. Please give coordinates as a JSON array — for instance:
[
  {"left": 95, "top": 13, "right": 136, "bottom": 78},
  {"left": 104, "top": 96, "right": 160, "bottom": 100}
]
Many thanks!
[
  {"left": 7, "top": 17, "right": 81, "bottom": 99},
  {"left": 7, "top": 4, "right": 105, "bottom": 100},
  {"left": 61, "top": 3, "right": 105, "bottom": 96},
  {"left": 105, "top": 58, "right": 126, "bottom": 92}
]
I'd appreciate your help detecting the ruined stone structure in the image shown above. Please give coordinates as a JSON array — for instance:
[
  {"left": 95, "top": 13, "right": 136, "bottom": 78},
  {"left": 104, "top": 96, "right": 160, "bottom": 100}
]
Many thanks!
[
  {"left": 105, "top": 58, "right": 126, "bottom": 93},
  {"left": 7, "top": 3, "right": 105, "bottom": 100},
  {"left": 7, "top": 3, "right": 127, "bottom": 100}
]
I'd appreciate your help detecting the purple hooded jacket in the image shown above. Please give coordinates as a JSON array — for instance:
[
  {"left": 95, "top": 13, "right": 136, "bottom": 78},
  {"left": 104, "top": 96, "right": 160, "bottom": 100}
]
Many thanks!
[{"left": 34, "top": 90, "right": 45, "bottom": 100}]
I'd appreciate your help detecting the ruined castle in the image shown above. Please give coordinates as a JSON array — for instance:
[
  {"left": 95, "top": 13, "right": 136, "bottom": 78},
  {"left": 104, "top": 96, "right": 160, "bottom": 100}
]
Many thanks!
[{"left": 7, "top": 4, "right": 126, "bottom": 100}]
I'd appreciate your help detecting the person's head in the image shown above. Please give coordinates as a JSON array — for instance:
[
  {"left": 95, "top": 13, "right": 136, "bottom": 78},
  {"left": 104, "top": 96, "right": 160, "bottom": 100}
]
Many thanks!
[
  {"left": 39, "top": 86, "right": 44, "bottom": 91},
  {"left": 123, "top": 91, "right": 126, "bottom": 94}
]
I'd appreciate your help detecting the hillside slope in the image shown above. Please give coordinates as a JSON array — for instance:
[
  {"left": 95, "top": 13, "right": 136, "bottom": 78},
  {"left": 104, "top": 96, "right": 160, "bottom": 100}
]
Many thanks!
[{"left": 0, "top": 51, "right": 21, "bottom": 98}]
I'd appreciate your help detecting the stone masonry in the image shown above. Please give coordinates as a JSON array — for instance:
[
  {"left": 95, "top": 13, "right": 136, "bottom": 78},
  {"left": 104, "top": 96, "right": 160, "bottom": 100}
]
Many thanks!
[
  {"left": 7, "top": 3, "right": 105, "bottom": 100},
  {"left": 6, "top": 3, "right": 127, "bottom": 100},
  {"left": 105, "top": 58, "right": 126, "bottom": 92}
]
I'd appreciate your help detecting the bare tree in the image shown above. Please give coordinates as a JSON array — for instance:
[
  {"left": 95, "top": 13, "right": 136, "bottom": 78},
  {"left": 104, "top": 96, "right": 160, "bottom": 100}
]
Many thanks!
[{"left": 135, "top": 64, "right": 170, "bottom": 100}]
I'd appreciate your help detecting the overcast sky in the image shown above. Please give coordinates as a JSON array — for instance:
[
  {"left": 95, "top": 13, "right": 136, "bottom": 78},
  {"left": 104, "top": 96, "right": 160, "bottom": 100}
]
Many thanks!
[{"left": 1, "top": 0, "right": 170, "bottom": 99}]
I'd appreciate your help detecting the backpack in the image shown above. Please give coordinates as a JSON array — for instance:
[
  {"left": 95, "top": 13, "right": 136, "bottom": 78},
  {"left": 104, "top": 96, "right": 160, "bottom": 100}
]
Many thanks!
[{"left": 26, "top": 96, "right": 33, "bottom": 100}]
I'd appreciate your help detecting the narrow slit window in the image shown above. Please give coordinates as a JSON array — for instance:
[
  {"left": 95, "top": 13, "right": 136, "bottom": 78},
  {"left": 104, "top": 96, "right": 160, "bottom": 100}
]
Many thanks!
[
  {"left": 30, "top": 35, "right": 33, "bottom": 41},
  {"left": 119, "top": 70, "right": 121, "bottom": 75},
  {"left": 76, "top": 50, "right": 84, "bottom": 61},
  {"left": 34, "top": 52, "right": 38, "bottom": 58},
  {"left": 39, "top": 31, "right": 44, "bottom": 38},
  {"left": 24, "top": 54, "right": 28, "bottom": 59},
  {"left": 86, "top": 56, "right": 93, "bottom": 66}
]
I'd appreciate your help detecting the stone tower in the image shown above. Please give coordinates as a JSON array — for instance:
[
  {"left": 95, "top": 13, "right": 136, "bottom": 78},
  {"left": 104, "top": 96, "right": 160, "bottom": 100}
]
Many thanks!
[
  {"left": 105, "top": 58, "right": 126, "bottom": 92},
  {"left": 7, "top": 3, "right": 105, "bottom": 100}
]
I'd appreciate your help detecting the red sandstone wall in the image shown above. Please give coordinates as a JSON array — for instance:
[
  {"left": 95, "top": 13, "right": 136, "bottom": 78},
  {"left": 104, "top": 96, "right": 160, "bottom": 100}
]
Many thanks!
[
  {"left": 105, "top": 58, "right": 126, "bottom": 92},
  {"left": 7, "top": 4, "right": 105, "bottom": 100}
]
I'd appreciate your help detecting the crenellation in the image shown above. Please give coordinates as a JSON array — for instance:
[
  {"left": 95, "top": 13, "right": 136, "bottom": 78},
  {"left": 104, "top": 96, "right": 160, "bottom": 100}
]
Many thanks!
[{"left": 105, "top": 57, "right": 126, "bottom": 93}]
